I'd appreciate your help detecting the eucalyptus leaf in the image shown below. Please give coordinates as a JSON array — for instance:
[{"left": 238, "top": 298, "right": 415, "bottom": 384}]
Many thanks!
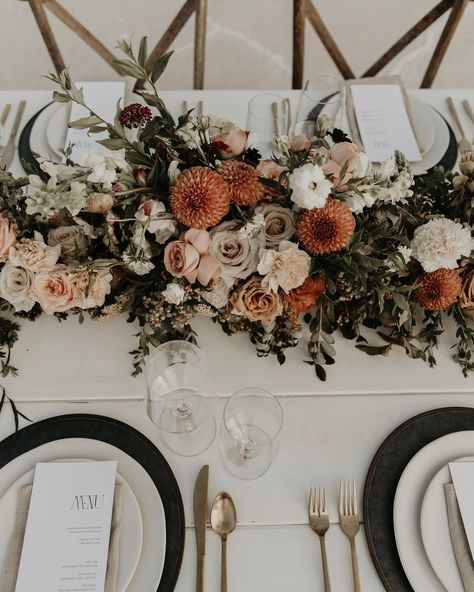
[
  {"left": 68, "top": 115, "right": 102, "bottom": 130},
  {"left": 150, "top": 50, "right": 173, "bottom": 84}
]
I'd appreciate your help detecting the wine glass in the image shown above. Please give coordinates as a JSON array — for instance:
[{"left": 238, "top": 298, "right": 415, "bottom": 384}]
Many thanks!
[
  {"left": 294, "top": 75, "right": 346, "bottom": 137},
  {"left": 247, "top": 93, "right": 289, "bottom": 157},
  {"left": 219, "top": 387, "right": 283, "bottom": 480},
  {"left": 145, "top": 340, "right": 216, "bottom": 456}
]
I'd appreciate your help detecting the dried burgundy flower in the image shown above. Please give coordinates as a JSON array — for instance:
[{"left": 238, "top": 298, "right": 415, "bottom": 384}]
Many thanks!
[{"left": 119, "top": 103, "right": 152, "bottom": 129}]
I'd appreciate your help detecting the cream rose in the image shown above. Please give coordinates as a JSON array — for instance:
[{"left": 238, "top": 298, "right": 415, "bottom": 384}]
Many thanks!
[
  {"left": 0, "top": 262, "right": 35, "bottom": 312},
  {"left": 10, "top": 232, "right": 61, "bottom": 272},
  {"left": 86, "top": 192, "right": 115, "bottom": 214},
  {"left": 212, "top": 128, "right": 249, "bottom": 159},
  {"left": 30, "top": 266, "right": 78, "bottom": 314},
  {"left": 231, "top": 276, "right": 283, "bottom": 324},
  {"left": 256, "top": 160, "right": 286, "bottom": 180},
  {"left": 257, "top": 241, "right": 311, "bottom": 293},
  {"left": 202, "top": 278, "right": 230, "bottom": 310},
  {"left": 48, "top": 226, "right": 89, "bottom": 258},
  {"left": 254, "top": 203, "right": 295, "bottom": 247},
  {"left": 210, "top": 221, "right": 264, "bottom": 287},
  {"left": 0, "top": 215, "right": 18, "bottom": 262},
  {"left": 460, "top": 267, "right": 474, "bottom": 320}
]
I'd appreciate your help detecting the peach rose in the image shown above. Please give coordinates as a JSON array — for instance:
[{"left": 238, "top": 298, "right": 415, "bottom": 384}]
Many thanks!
[
  {"left": 287, "top": 275, "right": 326, "bottom": 313},
  {"left": 87, "top": 192, "right": 115, "bottom": 214},
  {"left": 212, "top": 129, "right": 249, "bottom": 159},
  {"left": 460, "top": 267, "right": 474, "bottom": 320},
  {"left": 0, "top": 215, "right": 18, "bottom": 262},
  {"left": 231, "top": 276, "right": 283, "bottom": 324},
  {"left": 256, "top": 160, "right": 286, "bottom": 180},
  {"left": 254, "top": 203, "right": 295, "bottom": 248},
  {"left": 30, "top": 266, "right": 78, "bottom": 314},
  {"left": 291, "top": 134, "right": 311, "bottom": 152},
  {"left": 164, "top": 229, "right": 220, "bottom": 287}
]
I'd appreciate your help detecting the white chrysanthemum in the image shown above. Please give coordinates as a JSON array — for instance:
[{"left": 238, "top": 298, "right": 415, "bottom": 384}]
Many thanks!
[
  {"left": 411, "top": 218, "right": 474, "bottom": 272},
  {"left": 162, "top": 283, "right": 185, "bottom": 305},
  {"left": 289, "top": 163, "right": 332, "bottom": 209}
]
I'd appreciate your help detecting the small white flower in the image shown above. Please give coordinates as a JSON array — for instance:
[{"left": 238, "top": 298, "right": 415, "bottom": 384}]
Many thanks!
[
  {"left": 377, "top": 158, "right": 397, "bottom": 180},
  {"left": 344, "top": 190, "right": 376, "bottom": 214},
  {"left": 398, "top": 245, "right": 412, "bottom": 263},
  {"left": 122, "top": 248, "right": 154, "bottom": 275},
  {"left": 289, "top": 163, "right": 332, "bottom": 209},
  {"left": 162, "top": 283, "right": 185, "bottom": 305},
  {"left": 411, "top": 218, "right": 474, "bottom": 272},
  {"left": 168, "top": 160, "right": 181, "bottom": 184},
  {"left": 78, "top": 150, "right": 130, "bottom": 189},
  {"left": 237, "top": 214, "right": 265, "bottom": 240},
  {"left": 135, "top": 199, "right": 177, "bottom": 244}
]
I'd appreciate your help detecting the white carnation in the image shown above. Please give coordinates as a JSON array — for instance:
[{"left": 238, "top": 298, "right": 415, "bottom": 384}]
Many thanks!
[
  {"left": 411, "top": 218, "right": 474, "bottom": 272},
  {"left": 257, "top": 240, "right": 311, "bottom": 293},
  {"left": 162, "top": 283, "right": 185, "bottom": 305},
  {"left": 289, "top": 163, "right": 332, "bottom": 209}
]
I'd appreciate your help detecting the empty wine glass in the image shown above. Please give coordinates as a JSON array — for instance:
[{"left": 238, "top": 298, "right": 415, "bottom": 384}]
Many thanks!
[
  {"left": 294, "top": 75, "right": 346, "bottom": 137},
  {"left": 145, "top": 340, "right": 216, "bottom": 456},
  {"left": 219, "top": 387, "right": 283, "bottom": 480},
  {"left": 247, "top": 93, "right": 289, "bottom": 157}
]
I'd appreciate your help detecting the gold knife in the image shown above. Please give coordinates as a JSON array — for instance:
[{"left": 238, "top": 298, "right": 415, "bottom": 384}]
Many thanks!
[
  {"left": 194, "top": 464, "right": 209, "bottom": 592},
  {"left": 0, "top": 100, "right": 26, "bottom": 170},
  {"left": 1, "top": 104, "right": 11, "bottom": 126}
]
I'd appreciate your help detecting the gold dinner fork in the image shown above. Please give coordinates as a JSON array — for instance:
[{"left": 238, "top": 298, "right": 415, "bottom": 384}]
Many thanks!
[
  {"left": 309, "top": 486, "right": 332, "bottom": 592},
  {"left": 339, "top": 480, "right": 361, "bottom": 592}
]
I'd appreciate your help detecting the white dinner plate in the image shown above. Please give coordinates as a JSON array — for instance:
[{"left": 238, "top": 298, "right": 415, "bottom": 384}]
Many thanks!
[
  {"left": 420, "top": 456, "right": 474, "bottom": 592},
  {"left": 0, "top": 458, "right": 143, "bottom": 592},
  {"left": 0, "top": 438, "right": 166, "bottom": 592},
  {"left": 394, "top": 431, "right": 474, "bottom": 592},
  {"left": 412, "top": 102, "right": 435, "bottom": 156}
]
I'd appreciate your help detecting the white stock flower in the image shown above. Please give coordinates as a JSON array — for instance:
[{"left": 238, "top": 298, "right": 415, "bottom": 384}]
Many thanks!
[
  {"left": 344, "top": 190, "right": 376, "bottom": 214},
  {"left": 411, "top": 218, "right": 474, "bottom": 272},
  {"left": 168, "top": 160, "right": 181, "bottom": 184},
  {"left": 135, "top": 199, "right": 177, "bottom": 244},
  {"left": 162, "top": 283, "right": 185, "bottom": 305},
  {"left": 78, "top": 150, "right": 130, "bottom": 189},
  {"left": 26, "top": 177, "right": 87, "bottom": 218},
  {"left": 257, "top": 241, "right": 311, "bottom": 293},
  {"left": 0, "top": 262, "right": 35, "bottom": 312},
  {"left": 289, "top": 163, "right": 332, "bottom": 209}
]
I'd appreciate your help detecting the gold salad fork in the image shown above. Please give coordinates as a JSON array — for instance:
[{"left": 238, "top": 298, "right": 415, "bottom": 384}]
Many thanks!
[
  {"left": 309, "top": 486, "right": 332, "bottom": 592},
  {"left": 339, "top": 480, "right": 361, "bottom": 592}
]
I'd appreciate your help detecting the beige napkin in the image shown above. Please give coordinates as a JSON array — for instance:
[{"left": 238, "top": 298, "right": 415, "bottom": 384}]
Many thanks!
[
  {"left": 445, "top": 483, "right": 474, "bottom": 592},
  {"left": 0, "top": 483, "right": 123, "bottom": 592}
]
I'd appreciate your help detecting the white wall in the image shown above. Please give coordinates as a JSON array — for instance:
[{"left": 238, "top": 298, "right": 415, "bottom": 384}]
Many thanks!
[{"left": 1, "top": 0, "right": 474, "bottom": 90}]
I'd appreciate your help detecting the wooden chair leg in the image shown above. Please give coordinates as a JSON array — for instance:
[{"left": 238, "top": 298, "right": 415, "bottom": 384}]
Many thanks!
[
  {"left": 293, "top": 0, "right": 306, "bottom": 89},
  {"left": 28, "top": 0, "right": 66, "bottom": 74},
  {"left": 421, "top": 0, "right": 470, "bottom": 88},
  {"left": 306, "top": 0, "right": 354, "bottom": 79},
  {"left": 194, "top": 0, "right": 207, "bottom": 89},
  {"left": 363, "top": 0, "right": 452, "bottom": 77}
]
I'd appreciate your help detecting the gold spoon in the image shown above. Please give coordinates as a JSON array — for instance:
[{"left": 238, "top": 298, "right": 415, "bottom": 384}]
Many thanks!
[{"left": 210, "top": 492, "right": 237, "bottom": 592}]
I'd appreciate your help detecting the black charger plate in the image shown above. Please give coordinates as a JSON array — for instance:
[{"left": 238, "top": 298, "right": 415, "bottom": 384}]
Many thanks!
[
  {"left": 364, "top": 407, "right": 474, "bottom": 592},
  {"left": 0, "top": 413, "right": 185, "bottom": 592}
]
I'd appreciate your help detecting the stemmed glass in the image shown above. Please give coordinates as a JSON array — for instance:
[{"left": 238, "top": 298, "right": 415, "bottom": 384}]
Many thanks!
[
  {"left": 145, "top": 340, "right": 216, "bottom": 456},
  {"left": 294, "top": 75, "right": 346, "bottom": 136},
  {"left": 247, "top": 93, "right": 289, "bottom": 157},
  {"left": 219, "top": 387, "right": 283, "bottom": 480}
]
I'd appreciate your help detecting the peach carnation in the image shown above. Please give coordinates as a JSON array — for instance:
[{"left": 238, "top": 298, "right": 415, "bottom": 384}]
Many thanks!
[
  {"left": 170, "top": 167, "right": 230, "bottom": 229},
  {"left": 296, "top": 199, "right": 355, "bottom": 255},
  {"left": 415, "top": 268, "right": 462, "bottom": 311},
  {"left": 218, "top": 161, "right": 264, "bottom": 206}
]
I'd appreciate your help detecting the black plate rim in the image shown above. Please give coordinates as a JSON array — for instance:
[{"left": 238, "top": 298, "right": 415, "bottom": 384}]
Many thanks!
[
  {"left": 0, "top": 413, "right": 185, "bottom": 592},
  {"left": 363, "top": 406, "right": 474, "bottom": 592}
]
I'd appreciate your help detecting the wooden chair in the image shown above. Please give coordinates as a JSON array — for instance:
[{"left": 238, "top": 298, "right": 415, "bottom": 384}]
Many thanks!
[
  {"left": 293, "top": 0, "right": 471, "bottom": 89},
  {"left": 25, "top": 0, "right": 208, "bottom": 89}
]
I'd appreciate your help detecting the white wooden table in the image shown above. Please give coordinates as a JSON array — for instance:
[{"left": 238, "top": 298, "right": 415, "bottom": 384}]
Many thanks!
[{"left": 0, "top": 88, "right": 473, "bottom": 592}]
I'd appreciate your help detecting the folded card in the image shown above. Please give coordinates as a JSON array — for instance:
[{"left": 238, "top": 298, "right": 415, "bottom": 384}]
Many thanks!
[
  {"left": 349, "top": 81, "right": 421, "bottom": 163},
  {"left": 449, "top": 461, "right": 474, "bottom": 561},
  {"left": 14, "top": 461, "right": 117, "bottom": 592},
  {"left": 65, "top": 81, "right": 125, "bottom": 161}
]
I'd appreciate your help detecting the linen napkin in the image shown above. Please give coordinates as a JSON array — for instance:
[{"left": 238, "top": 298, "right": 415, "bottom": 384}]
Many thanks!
[
  {"left": 445, "top": 483, "right": 474, "bottom": 592},
  {"left": 0, "top": 483, "right": 123, "bottom": 592}
]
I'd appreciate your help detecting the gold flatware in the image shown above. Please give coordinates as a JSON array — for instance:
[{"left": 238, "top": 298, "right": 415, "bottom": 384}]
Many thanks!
[
  {"left": 1, "top": 104, "right": 11, "bottom": 127},
  {"left": 284, "top": 97, "right": 292, "bottom": 136},
  {"left": 210, "top": 491, "right": 237, "bottom": 592},
  {"left": 339, "top": 480, "right": 361, "bottom": 592},
  {"left": 194, "top": 465, "right": 209, "bottom": 592},
  {"left": 446, "top": 97, "right": 472, "bottom": 153},
  {"left": 0, "top": 100, "right": 26, "bottom": 170},
  {"left": 462, "top": 99, "right": 474, "bottom": 128},
  {"left": 197, "top": 100, "right": 204, "bottom": 117},
  {"left": 309, "top": 486, "right": 332, "bottom": 592}
]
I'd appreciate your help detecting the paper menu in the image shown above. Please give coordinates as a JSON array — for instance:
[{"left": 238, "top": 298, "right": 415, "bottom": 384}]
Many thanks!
[
  {"left": 15, "top": 461, "right": 117, "bottom": 592},
  {"left": 349, "top": 83, "right": 422, "bottom": 163},
  {"left": 65, "top": 81, "right": 125, "bottom": 161},
  {"left": 449, "top": 461, "right": 474, "bottom": 561}
]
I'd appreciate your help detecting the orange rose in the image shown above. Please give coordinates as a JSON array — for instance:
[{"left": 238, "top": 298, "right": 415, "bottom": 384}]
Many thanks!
[
  {"left": 460, "top": 267, "right": 474, "bottom": 320},
  {"left": 287, "top": 275, "right": 326, "bottom": 313}
]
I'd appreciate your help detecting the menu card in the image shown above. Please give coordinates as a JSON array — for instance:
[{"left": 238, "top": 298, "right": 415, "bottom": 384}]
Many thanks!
[
  {"left": 349, "top": 82, "right": 421, "bottom": 162},
  {"left": 15, "top": 461, "right": 117, "bottom": 592},
  {"left": 450, "top": 461, "right": 474, "bottom": 560},
  {"left": 65, "top": 81, "right": 125, "bottom": 160}
]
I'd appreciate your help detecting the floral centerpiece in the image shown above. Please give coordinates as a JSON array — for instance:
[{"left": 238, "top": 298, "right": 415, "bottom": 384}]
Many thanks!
[{"left": 0, "top": 38, "right": 473, "bottom": 423}]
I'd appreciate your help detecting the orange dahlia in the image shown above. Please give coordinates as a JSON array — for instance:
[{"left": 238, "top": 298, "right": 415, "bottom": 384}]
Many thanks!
[
  {"left": 296, "top": 199, "right": 355, "bottom": 255},
  {"left": 287, "top": 274, "right": 326, "bottom": 313},
  {"left": 218, "top": 160, "right": 265, "bottom": 206},
  {"left": 170, "top": 167, "right": 230, "bottom": 229},
  {"left": 415, "top": 268, "right": 462, "bottom": 311}
]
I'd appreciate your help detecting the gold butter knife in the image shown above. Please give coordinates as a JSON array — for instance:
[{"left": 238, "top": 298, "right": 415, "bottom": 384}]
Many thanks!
[
  {"left": 0, "top": 100, "right": 26, "bottom": 170},
  {"left": 194, "top": 465, "right": 209, "bottom": 592},
  {"left": 1, "top": 104, "right": 11, "bottom": 127}
]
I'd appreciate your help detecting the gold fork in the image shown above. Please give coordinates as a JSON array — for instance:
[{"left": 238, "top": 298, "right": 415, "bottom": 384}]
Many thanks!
[
  {"left": 309, "top": 486, "right": 332, "bottom": 592},
  {"left": 339, "top": 480, "right": 361, "bottom": 592}
]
